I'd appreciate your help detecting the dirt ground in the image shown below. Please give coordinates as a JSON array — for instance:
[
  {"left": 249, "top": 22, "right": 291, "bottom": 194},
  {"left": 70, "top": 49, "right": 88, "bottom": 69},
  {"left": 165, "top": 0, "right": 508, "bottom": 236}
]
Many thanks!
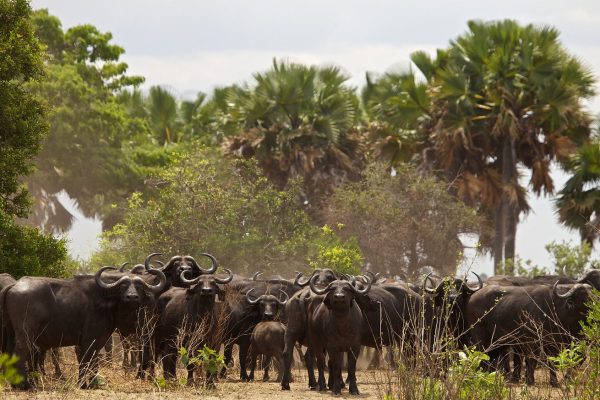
[{"left": 1, "top": 344, "right": 564, "bottom": 400}]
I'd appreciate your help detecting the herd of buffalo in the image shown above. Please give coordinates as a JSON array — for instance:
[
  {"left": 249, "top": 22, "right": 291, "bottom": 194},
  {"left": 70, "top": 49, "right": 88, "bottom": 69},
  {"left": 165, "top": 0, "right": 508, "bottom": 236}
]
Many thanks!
[{"left": 0, "top": 253, "right": 598, "bottom": 394}]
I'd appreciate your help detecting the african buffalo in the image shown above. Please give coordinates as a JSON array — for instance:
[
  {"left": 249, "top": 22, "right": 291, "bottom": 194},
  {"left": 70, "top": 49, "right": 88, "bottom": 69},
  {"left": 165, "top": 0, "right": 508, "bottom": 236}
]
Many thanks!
[
  {"left": 248, "top": 321, "right": 286, "bottom": 382},
  {"left": 465, "top": 282, "right": 593, "bottom": 386},
  {"left": 308, "top": 276, "right": 372, "bottom": 395},
  {"left": 153, "top": 264, "right": 233, "bottom": 385},
  {"left": 0, "top": 267, "right": 166, "bottom": 389}
]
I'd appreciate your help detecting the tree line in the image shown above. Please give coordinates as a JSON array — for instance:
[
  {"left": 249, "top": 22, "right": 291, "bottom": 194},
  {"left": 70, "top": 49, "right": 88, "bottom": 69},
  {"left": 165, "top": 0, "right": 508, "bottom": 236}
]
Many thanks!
[{"left": 1, "top": 1, "right": 599, "bottom": 279}]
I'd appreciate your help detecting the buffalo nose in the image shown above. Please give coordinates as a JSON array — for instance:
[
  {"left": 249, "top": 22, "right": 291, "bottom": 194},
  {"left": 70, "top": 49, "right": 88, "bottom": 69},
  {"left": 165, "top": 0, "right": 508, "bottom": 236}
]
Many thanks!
[
  {"left": 201, "top": 288, "right": 213, "bottom": 295},
  {"left": 334, "top": 293, "right": 345, "bottom": 299},
  {"left": 126, "top": 293, "right": 139, "bottom": 301}
]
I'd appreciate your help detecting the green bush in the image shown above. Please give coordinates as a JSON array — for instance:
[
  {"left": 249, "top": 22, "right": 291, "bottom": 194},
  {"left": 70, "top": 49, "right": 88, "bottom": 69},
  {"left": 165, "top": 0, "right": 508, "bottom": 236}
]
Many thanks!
[
  {"left": 0, "top": 211, "right": 69, "bottom": 278},
  {"left": 309, "top": 224, "right": 363, "bottom": 275},
  {"left": 91, "top": 147, "right": 319, "bottom": 276}
]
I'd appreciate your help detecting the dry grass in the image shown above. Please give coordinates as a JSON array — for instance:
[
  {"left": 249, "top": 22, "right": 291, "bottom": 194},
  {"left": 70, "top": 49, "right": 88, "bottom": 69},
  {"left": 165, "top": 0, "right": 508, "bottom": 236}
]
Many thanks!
[{"left": 1, "top": 338, "right": 566, "bottom": 400}]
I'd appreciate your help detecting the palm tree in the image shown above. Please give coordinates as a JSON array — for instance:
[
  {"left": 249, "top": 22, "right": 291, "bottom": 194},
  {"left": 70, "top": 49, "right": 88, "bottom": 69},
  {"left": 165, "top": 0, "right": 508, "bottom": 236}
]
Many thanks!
[
  {"left": 556, "top": 136, "right": 600, "bottom": 245},
  {"left": 222, "top": 59, "right": 363, "bottom": 208},
  {"left": 365, "top": 20, "right": 595, "bottom": 274},
  {"left": 148, "top": 86, "right": 178, "bottom": 145}
]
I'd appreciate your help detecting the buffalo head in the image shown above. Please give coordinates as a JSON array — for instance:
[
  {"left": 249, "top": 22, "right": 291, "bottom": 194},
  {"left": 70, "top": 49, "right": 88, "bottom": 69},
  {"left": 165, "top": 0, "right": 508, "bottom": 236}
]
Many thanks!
[
  {"left": 246, "top": 289, "right": 289, "bottom": 320},
  {"left": 144, "top": 252, "right": 218, "bottom": 287},
  {"left": 295, "top": 269, "right": 337, "bottom": 288},
  {"left": 310, "top": 276, "right": 372, "bottom": 311},
  {"left": 95, "top": 266, "right": 167, "bottom": 303},
  {"left": 180, "top": 268, "right": 233, "bottom": 298}
]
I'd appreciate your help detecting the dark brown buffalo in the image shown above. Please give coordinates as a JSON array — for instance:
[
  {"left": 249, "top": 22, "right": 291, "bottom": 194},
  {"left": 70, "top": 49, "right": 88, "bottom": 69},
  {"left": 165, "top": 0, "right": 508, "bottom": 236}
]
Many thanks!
[
  {"left": 308, "top": 276, "right": 372, "bottom": 395},
  {"left": 153, "top": 265, "right": 233, "bottom": 384},
  {"left": 465, "top": 282, "right": 593, "bottom": 386},
  {"left": 248, "top": 321, "right": 286, "bottom": 382},
  {"left": 0, "top": 267, "right": 166, "bottom": 389},
  {"left": 281, "top": 269, "right": 338, "bottom": 390}
]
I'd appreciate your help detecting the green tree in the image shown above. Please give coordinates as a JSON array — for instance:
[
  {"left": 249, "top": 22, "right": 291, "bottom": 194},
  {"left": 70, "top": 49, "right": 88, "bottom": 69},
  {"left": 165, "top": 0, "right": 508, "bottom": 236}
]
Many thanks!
[
  {"left": 326, "top": 163, "right": 481, "bottom": 278},
  {"left": 92, "top": 147, "right": 319, "bottom": 276},
  {"left": 148, "top": 85, "right": 178, "bottom": 145},
  {"left": 366, "top": 20, "right": 595, "bottom": 274},
  {"left": 555, "top": 134, "right": 600, "bottom": 246},
  {"left": 0, "top": 0, "right": 67, "bottom": 278},
  {"left": 222, "top": 59, "right": 364, "bottom": 211},
  {"left": 27, "top": 9, "right": 167, "bottom": 232}
]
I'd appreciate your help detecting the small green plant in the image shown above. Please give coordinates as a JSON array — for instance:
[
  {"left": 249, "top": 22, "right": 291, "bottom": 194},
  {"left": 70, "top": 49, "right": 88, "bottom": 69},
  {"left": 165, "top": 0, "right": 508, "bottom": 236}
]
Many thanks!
[
  {"left": 179, "top": 346, "right": 225, "bottom": 388},
  {"left": 449, "top": 348, "right": 507, "bottom": 400},
  {"left": 0, "top": 354, "right": 23, "bottom": 389}
]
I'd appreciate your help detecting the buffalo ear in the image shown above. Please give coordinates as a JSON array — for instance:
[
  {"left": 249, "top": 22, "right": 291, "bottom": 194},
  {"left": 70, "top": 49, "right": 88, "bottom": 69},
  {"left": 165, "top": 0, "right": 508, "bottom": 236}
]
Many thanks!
[
  {"left": 217, "top": 288, "right": 226, "bottom": 301},
  {"left": 354, "top": 293, "right": 377, "bottom": 311},
  {"left": 323, "top": 295, "right": 331, "bottom": 309}
]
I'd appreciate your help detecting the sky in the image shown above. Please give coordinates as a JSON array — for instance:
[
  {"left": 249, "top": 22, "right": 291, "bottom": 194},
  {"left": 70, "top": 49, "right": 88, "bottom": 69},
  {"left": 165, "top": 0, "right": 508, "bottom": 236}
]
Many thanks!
[{"left": 32, "top": 0, "right": 600, "bottom": 275}]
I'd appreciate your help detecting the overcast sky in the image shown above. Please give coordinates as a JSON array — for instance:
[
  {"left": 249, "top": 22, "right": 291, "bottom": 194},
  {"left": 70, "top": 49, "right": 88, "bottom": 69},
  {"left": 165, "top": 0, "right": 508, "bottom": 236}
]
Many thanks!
[{"left": 32, "top": 0, "right": 600, "bottom": 274}]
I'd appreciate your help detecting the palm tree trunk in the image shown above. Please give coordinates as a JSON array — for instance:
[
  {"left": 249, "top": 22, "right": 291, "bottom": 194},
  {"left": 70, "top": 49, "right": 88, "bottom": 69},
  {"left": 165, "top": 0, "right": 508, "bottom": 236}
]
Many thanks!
[
  {"left": 500, "top": 135, "right": 518, "bottom": 275},
  {"left": 493, "top": 206, "right": 504, "bottom": 274}
]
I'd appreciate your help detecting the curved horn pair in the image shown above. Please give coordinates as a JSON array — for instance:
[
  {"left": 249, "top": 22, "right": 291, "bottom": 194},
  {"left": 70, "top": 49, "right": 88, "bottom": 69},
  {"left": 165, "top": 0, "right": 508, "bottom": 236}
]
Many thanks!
[
  {"left": 95, "top": 266, "right": 166, "bottom": 293},
  {"left": 179, "top": 268, "right": 233, "bottom": 286},
  {"left": 246, "top": 288, "right": 290, "bottom": 305},
  {"left": 183, "top": 253, "right": 218, "bottom": 274},
  {"left": 553, "top": 281, "right": 579, "bottom": 299},
  {"left": 295, "top": 270, "right": 317, "bottom": 287}
]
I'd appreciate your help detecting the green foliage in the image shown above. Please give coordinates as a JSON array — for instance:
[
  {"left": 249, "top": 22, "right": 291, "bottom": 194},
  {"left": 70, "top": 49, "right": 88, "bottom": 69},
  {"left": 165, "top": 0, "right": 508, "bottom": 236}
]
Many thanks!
[
  {"left": 549, "top": 290, "right": 600, "bottom": 399},
  {"left": 178, "top": 346, "right": 225, "bottom": 388},
  {"left": 546, "top": 240, "right": 599, "bottom": 277},
  {"left": 91, "top": 147, "right": 317, "bottom": 276},
  {"left": 309, "top": 225, "right": 363, "bottom": 275},
  {"left": 0, "top": 0, "right": 46, "bottom": 218},
  {"left": 222, "top": 59, "right": 364, "bottom": 206},
  {"left": 448, "top": 348, "right": 507, "bottom": 400},
  {"left": 556, "top": 137, "right": 600, "bottom": 245},
  {"left": 496, "top": 257, "right": 549, "bottom": 277},
  {"left": 0, "top": 210, "right": 69, "bottom": 278},
  {"left": 27, "top": 8, "right": 149, "bottom": 232},
  {"left": 0, "top": 353, "right": 23, "bottom": 389},
  {"left": 327, "top": 163, "right": 481, "bottom": 277}
]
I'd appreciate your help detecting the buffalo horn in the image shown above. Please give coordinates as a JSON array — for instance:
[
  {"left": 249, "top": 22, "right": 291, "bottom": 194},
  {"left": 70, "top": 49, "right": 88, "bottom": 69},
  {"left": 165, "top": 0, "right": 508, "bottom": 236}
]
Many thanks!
[
  {"left": 214, "top": 268, "right": 234, "bottom": 284},
  {"left": 246, "top": 288, "right": 261, "bottom": 305},
  {"left": 139, "top": 269, "right": 167, "bottom": 293},
  {"left": 309, "top": 273, "right": 332, "bottom": 295},
  {"left": 118, "top": 262, "right": 130, "bottom": 272},
  {"left": 295, "top": 270, "right": 316, "bottom": 287},
  {"left": 553, "top": 281, "right": 579, "bottom": 299},
  {"left": 252, "top": 271, "right": 263, "bottom": 281},
  {"left": 179, "top": 270, "right": 202, "bottom": 286},
  {"left": 144, "top": 253, "right": 164, "bottom": 270},
  {"left": 277, "top": 289, "right": 289, "bottom": 306},
  {"left": 95, "top": 266, "right": 130, "bottom": 290},
  {"left": 423, "top": 272, "right": 437, "bottom": 294},
  {"left": 353, "top": 275, "right": 372, "bottom": 295},
  {"left": 470, "top": 272, "right": 483, "bottom": 292}
]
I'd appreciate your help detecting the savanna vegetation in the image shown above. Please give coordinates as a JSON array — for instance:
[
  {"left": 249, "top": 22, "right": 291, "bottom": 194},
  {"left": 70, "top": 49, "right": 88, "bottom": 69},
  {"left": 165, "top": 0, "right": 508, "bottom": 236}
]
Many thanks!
[{"left": 1, "top": 1, "right": 600, "bottom": 399}]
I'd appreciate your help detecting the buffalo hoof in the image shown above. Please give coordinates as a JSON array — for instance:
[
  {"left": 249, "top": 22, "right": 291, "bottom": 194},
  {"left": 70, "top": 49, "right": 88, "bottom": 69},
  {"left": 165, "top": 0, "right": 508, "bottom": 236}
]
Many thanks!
[
  {"left": 550, "top": 380, "right": 559, "bottom": 388},
  {"left": 281, "top": 382, "right": 290, "bottom": 390},
  {"left": 13, "top": 380, "right": 33, "bottom": 391},
  {"left": 218, "top": 367, "right": 228, "bottom": 379},
  {"left": 349, "top": 384, "right": 360, "bottom": 395}
]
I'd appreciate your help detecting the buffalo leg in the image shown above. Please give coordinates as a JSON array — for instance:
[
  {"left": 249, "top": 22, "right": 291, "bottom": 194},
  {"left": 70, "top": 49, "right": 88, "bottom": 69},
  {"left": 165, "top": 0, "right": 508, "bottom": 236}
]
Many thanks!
[
  {"left": 262, "top": 355, "right": 271, "bottom": 382},
  {"left": 315, "top": 347, "right": 327, "bottom": 392},
  {"left": 329, "top": 351, "right": 343, "bottom": 395},
  {"left": 238, "top": 336, "right": 251, "bottom": 381},
  {"left": 281, "top": 329, "right": 297, "bottom": 390},
  {"left": 220, "top": 342, "right": 233, "bottom": 378},
  {"left": 510, "top": 350, "right": 522, "bottom": 383},
  {"left": 304, "top": 346, "right": 317, "bottom": 389},
  {"left": 347, "top": 345, "right": 360, "bottom": 395},
  {"left": 525, "top": 357, "right": 536, "bottom": 385},
  {"left": 248, "top": 347, "right": 256, "bottom": 381},
  {"left": 51, "top": 348, "right": 62, "bottom": 377}
]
